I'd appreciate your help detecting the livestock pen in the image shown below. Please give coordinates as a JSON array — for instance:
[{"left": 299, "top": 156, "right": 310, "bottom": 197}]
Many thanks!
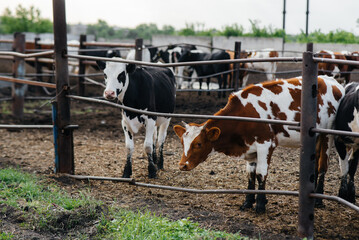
[{"left": 1, "top": 0, "right": 359, "bottom": 239}]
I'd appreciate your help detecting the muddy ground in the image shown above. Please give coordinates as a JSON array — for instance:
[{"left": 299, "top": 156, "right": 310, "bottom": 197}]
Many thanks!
[{"left": 1, "top": 61, "right": 359, "bottom": 239}]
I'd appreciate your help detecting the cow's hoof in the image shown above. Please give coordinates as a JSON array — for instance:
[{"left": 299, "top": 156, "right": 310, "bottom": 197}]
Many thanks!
[
  {"left": 148, "top": 163, "right": 158, "bottom": 179},
  {"left": 314, "top": 199, "right": 325, "bottom": 208},
  {"left": 240, "top": 201, "right": 253, "bottom": 211},
  {"left": 347, "top": 181, "right": 356, "bottom": 203},
  {"left": 148, "top": 171, "right": 157, "bottom": 179},
  {"left": 255, "top": 205, "right": 266, "bottom": 214},
  {"left": 122, "top": 172, "right": 131, "bottom": 178},
  {"left": 122, "top": 166, "right": 132, "bottom": 178},
  {"left": 157, "top": 161, "right": 164, "bottom": 170}
]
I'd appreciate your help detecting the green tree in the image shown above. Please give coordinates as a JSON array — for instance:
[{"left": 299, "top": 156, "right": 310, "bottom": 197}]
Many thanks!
[
  {"left": 221, "top": 23, "right": 244, "bottom": 37},
  {"left": 87, "top": 19, "right": 116, "bottom": 39},
  {"left": 0, "top": 4, "right": 53, "bottom": 33}
]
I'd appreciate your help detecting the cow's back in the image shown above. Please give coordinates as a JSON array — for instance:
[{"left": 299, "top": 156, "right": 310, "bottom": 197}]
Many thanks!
[
  {"left": 125, "top": 66, "right": 176, "bottom": 114},
  {"left": 215, "top": 76, "right": 344, "bottom": 147}
]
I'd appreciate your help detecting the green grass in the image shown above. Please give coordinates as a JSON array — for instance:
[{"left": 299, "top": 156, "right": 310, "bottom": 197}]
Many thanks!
[
  {"left": 0, "top": 168, "right": 248, "bottom": 239},
  {"left": 0, "top": 232, "right": 14, "bottom": 240},
  {"left": 96, "top": 210, "right": 246, "bottom": 240}
]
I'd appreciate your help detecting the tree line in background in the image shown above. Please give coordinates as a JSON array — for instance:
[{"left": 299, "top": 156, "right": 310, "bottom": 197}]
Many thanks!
[{"left": 1, "top": 4, "right": 359, "bottom": 44}]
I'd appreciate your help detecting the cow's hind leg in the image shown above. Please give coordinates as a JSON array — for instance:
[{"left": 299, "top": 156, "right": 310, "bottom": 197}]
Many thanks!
[
  {"left": 152, "top": 126, "right": 158, "bottom": 166},
  {"left": 315, "top": 134, "right": 332, "bottom": 207},
  {"left": 122, "top": 120, "right": 134, "bottom": 178},
  {"left": 156, "top": 118, "right": 171, "bottom": 170},
  {"left": 144, "top": 118, "right": 157, "bottom": 178},
  {"left": 216, "top": 75, "right": 222, "bottom": 98},
  {"left": 240, "top": 162, "right": 256, "bottom": 211},
  {"left": 336, "top": 138, "right": 350, "bottom": 200}
]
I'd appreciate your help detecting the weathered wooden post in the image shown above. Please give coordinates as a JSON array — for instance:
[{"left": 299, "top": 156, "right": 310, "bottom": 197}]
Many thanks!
[
  {"left": 34, "top": 37, "right": 43, "bottom": 95},
  {"left": 298, "top": 43, "right": 317, "bottom": 239},
  {"left": 135, "top": 38, "right": 143, "bottom": 61},
  {"left": 78, "top": 34, "right": 86, "bottom": 96},
  {"left": 233, "top": 41, "right": 241, "bottom": 91},
  {"left": 52, "top": 0, "right": 74, "bottom": 174},
  {"left": 12, "top": 32, "right": 26, "bottom": 119}
]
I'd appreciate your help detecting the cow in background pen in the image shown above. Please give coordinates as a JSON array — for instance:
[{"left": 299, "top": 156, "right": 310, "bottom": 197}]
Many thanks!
[{"left": 178, "top": 48, "right": 230, "bottom": 98}]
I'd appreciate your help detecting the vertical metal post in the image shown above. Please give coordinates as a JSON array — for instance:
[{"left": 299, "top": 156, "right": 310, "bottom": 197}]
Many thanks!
[
  {"left": 52, "top": 101, "right": 59, "bottom": 172},
  {"left": 233, "top": 41, "right": 241, "bottom": 91},
  {"left": 52, "top": 0, "right": 74, "bottom": 174},
  {"left": 135, "top": 38, "right": 143, "bottom": 61},
  {"left": 282, "top": 0, "right": 286, "bottom": 56},
  {"left": 34, "top": 37, "right": 43, "bottom": 95},
  {"left": 306, "top": 0, "right": 310, "bottom": 36},
  {"left": 78, "top": 34, "right": 86, "bottom": 96},
  {"left": 12, "top": 32, "right": 26, "bottom": 119},
  {"left": 298, "top": 43, "right": 316, "bottom": 239}
]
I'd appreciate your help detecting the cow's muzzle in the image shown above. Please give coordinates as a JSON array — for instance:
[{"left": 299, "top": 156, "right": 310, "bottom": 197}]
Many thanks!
[{"left": 104, "top": 90, "right": 116, "bottom": 100}]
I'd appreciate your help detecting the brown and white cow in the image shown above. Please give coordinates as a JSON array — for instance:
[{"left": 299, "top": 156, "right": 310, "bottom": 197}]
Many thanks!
[
  {"left": 174, "top": 75, "right": 344, "bottom": 213},
  {"left": 317, "top": 50, "right": 359, "bottom": 85},
  {"left": 241, "top": 49, "right": 279, "bottom": 87}
]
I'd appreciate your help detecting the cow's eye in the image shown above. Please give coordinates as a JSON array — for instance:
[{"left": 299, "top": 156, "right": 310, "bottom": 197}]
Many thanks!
[
  {"left": 196, "top": 143, "right": 202, "bottom": 148},
  {"left": 117, "top": 72, "right": 126, "bottom": 84}
]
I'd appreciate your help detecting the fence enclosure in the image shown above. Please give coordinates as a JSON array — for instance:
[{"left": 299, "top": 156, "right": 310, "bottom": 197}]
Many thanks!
[{"left": 0, "top": 1, "right": 359, "bottom": 239}]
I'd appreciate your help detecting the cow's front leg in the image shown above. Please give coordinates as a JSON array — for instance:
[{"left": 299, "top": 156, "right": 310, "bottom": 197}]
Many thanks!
[
  {"left": 254, "top": 143, "right": 274, "bottom": 213},
  {"left": 206, "top": 77, "right": 211, "bottom": 95},
  {"left": 240, "top": 162, "right": 256, "bottom": 211},
  {"left": 122, "top": 122, "right": 134, "bottom": 178},
  {"left": 255, "top": 174, "right": 268, "bottom": 214},
  {"left": 145, "top": 118, "right": 157, "bottom": 178}
]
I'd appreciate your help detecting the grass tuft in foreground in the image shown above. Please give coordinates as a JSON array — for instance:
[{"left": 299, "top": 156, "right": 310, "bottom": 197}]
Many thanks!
[{"left": 0, "top": 168, "right": 247, "bottom": 239}]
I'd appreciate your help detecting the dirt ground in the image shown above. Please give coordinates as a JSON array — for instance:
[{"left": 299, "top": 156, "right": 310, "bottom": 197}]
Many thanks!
[{"left": 1, "top": 62, "right": 359, "bottom": 239}]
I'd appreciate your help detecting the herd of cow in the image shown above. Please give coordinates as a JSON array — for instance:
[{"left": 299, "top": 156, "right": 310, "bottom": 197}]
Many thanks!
[
  {"left": 92, "top": 44, "right": 359, "bottom": 214},
  {"left": 25, "top": 41, "right": 359, "bottom": 213}
]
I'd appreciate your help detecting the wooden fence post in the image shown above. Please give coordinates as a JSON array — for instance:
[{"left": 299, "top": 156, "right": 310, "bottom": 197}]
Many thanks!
[
  {"left": 233, "top": 41, "right": 241, "bottom": 91},
  {"left": 34, "top": 37, "right": 43, "bottom": 95},
  {"left": 135, "top": 38, "right": 143, "bottom": 61},
  {"left": 12, "top": 32, "right": 26, "bottom": 120},
  {"left": 78, "top": 34, "right": 86, "bottom": 96},
  {"left": 52, "top": 0, "right": 74, "bottom": 174},
  {"left": 298, "top": 43, "right": 317, "bottom": 239}
]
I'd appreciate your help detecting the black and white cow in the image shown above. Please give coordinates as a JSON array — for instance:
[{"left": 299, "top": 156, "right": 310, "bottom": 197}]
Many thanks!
[
  {"left": 157, "top": 45, "right": 198, "bottom": 89},
  {"left": 334, "top": 82, "right": 359, "bottom": 203},
  {"left": 96, "top": 58, "right": 176, "bottom": 178},
  {"left": 178, "top": 49, "right": 230, "bottom": 98},
  {"left": 126, "top": 46, "right": 159, "bottom": 62}
]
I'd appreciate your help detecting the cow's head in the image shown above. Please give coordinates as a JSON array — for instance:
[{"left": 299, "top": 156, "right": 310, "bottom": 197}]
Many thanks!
[
  {"left": 96, "top": 59, "right": 136, "bottom": 102},
  {"left": 178, "top": 45, "right": 198, "bottom": 63},
  {"left": 173, "top": 122, "right": 221, "bottom": 171}
]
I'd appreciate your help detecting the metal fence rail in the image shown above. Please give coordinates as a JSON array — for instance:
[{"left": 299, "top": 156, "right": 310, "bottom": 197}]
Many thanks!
[
  {"left": 67, "top": 95, "right": 300, "bottom": 126},
  {"left": 64, "top": 174, "right": 359, "bottom": 212}
]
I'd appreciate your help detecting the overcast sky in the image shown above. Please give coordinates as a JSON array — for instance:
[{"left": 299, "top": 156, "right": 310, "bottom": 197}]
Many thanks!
[{"left": 0, "top": 0, "right": 358, "bottom": 35}]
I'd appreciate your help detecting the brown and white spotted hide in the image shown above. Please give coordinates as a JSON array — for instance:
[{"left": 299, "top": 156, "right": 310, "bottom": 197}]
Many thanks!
[
  {"left": 174, "top": 75, "right": 345, "bottom": 213},
  {"left": 317, "top": 50, "right": 355, "bottom": 85}
]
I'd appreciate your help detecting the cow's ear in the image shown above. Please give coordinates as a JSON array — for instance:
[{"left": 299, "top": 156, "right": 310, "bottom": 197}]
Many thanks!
[
  {"left": 96, "top": 60, "right": 106, "bottom": 70},
  {"left": 206, "top": 127, "right": 221, "bottom": 142},
  {"left": 126, "top": 64, "right": 136, "bottom": 74},
  {"left": 173, "top": 125, "right": 186, "bottom": 138}
]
